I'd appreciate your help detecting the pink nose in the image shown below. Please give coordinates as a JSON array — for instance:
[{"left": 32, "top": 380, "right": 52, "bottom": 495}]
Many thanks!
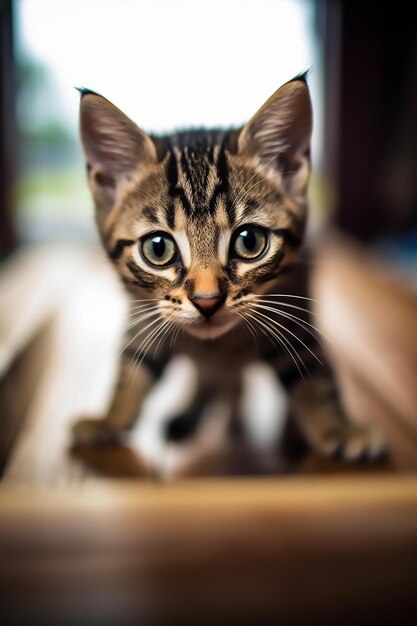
[{"left": 190, "top": 294, "right": 225, "bottom": 319}]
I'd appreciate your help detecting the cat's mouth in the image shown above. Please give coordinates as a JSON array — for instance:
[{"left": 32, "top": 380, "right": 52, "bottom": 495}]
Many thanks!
[{"left": 184, "top": 309, "right": 239, "bottom": 339}]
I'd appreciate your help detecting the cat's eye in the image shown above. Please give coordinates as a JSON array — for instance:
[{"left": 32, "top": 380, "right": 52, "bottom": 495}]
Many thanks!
[
  {"left": 231, "top": 225, "right": 268, "bottom": 261},
  {"left": 141, "top": 232, "right": 178, "bottom": 267}
]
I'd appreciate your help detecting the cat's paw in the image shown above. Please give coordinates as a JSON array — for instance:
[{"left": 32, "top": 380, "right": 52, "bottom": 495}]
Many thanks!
[
  {"left": 316, "top": 423, "right": 387, "bottom": 462},
  {"left": 72, "top": 417, "right": 120, "bottom": 447}
]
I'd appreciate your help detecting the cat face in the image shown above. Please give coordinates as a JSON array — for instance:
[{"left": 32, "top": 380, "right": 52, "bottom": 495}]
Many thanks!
[{"left": 79, "top": 76, "right": 312, "bottom": 339}]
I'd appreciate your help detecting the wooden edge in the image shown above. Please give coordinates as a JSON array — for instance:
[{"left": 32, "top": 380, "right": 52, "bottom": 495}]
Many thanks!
[{"left": 1, "top": 474, "right": 417, "bottom": 511}]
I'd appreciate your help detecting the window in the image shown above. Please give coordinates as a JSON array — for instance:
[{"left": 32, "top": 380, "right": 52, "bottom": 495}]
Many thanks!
[{"left": 14, "top": 0, "right": 323, "bottom": 240}]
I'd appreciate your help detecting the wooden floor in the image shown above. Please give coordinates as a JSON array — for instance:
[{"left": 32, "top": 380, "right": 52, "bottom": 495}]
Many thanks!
[{"left": 1, "top": 476, "right": 417, "bottom": 625}]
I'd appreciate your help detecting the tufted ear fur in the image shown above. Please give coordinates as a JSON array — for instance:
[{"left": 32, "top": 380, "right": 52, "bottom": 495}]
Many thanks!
[
  {"left": 237, "top": 74, "right": 313, "bottom": 196},
  {"left": 78, "top": 89, "right": 157, "bottom": 225}
]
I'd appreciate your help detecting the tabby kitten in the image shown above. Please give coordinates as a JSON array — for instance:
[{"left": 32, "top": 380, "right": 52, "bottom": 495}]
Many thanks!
[{"left": 72, "top": 74, "right": 385, "bottom": 463}]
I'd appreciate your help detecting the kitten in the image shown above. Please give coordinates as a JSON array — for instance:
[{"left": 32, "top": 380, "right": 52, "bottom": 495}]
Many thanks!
[{"left": 72, "top": 74, "right": 385, "bottom": 464}]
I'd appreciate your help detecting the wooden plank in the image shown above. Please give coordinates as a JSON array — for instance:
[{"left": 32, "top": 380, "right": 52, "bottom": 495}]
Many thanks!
[{"left": 1, "top": 477, "right": 417, "bottom": 625}]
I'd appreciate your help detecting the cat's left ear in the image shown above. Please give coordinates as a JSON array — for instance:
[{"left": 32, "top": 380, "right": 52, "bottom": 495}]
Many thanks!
[
  {"left": 237, "top": 74, "right": 312, "bottom": 195},
  {"left": 78, "top": 89, "right": 157, "bottom": 224}
]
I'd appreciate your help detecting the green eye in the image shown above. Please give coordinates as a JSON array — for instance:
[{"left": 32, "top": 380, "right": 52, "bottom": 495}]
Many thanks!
[
  {"left": 232, "top": 226, "right": 268, "bottom": 260},
  {"left": 141, "top": 232, "right": 178, "bottom": 267}
]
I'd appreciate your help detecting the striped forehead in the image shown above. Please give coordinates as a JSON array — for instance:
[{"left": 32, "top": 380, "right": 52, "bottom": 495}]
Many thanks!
[
  {"left": 164, "top": 142, "right": 234, "bottom": 226},
  {"left": 178, "top": 146, "right": 216, "bottom": 204}
]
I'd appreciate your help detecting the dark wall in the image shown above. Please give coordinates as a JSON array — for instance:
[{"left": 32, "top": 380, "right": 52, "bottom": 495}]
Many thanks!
[
  {"left": 0, "top": 0, "right": 17, "bottom": 258},
  {"left": 324, "top": 0, "right": 417, "bottom": 240}
]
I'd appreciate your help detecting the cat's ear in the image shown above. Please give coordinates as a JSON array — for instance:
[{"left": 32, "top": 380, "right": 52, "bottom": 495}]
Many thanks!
[
  {"left": 237, "top": 74, "right": 312, "bottom": 195},
  {"left": 78, "top": 89, "right": 157, "bottom": 219}
]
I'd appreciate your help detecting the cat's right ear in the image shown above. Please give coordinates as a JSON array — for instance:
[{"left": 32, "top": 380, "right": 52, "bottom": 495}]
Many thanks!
[
  {"left": 78, "top": 89, "right": 157, "bottom": 221},
  {"left": 237, "top": 75, "right": 312, "bottom": 196}
]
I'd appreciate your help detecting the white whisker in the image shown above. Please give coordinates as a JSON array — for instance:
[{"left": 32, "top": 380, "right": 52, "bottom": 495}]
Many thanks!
[
  {"left": 126, "top": 307, "right": 162, "bottom": 321},
  {"left": 249, "top": 308, "right": 324, "bottom": 366},
  {"left": 126, "top": 317, "right": 172, "bottom": 389},
  {"left": 134, "top": 314, "right": 175, "bottom": 370},
  {"left": 170, "top": 318, "right": 185, "bottom": 350},
  {"left": 124, "top": 310, "right": 161, "bottom": 334},
  {"left": 245, "top": 309, "right": 306, "bottom": 379},
  {"left": 258, "top": 293, "right": 317, "bottom": 303},
  {"left": 243, "top": 310, "right": 276, "bottom": 347},
  {"left": 235, "top": 311, "right": 258, "bottom": 349},
  {"left": 252, "top": 298, "right": 314, "bottom": 316},
  {"left": 128, "top": 298, "right": 161, "bottom": 303},
  {"left": 250, "top": 302, "right": 331, "bottom": 346},
  {"left": 119, "top": 313, "right": 163, "bottom": 358},
  {"left": 154, "top": 317, "right": 176, "bottom": 358},
  {"left": 246, "top": 308, "right": 305, "bottom": 371},
  {"left": 128, "top": 303, "right": 163, "bottom": 314}
]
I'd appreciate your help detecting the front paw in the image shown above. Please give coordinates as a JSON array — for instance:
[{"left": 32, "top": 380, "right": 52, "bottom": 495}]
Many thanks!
[
  {"left": 72, "top": 417, "right": 120, "bottom": 447},
  {"left": 314, "top": 423, "right": 387, "bottom": 462}
]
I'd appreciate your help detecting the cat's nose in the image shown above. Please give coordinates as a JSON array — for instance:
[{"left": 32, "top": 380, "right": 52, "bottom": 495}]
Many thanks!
[{"left": 190, "top": 294, "right": 226, "bottom": 319}]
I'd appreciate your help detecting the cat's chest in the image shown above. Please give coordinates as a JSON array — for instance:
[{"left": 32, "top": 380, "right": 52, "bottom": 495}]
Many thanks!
[{"left": 177, "top": 326, "right": 260, "bottom": 369}]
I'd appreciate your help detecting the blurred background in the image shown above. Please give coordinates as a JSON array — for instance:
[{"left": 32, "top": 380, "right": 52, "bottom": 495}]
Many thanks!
[
  {"left": 1, "top": 1, "right": 417, "bottom": 624},
  {"left": 8, "top": 0, "right": 324, "bottom": 242},
  {"left": 2, "top": 0, "right": 417, "bottom": 256}
]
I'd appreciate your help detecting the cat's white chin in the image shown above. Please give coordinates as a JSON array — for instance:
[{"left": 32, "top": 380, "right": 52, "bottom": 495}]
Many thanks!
[{"left": 184, "top": 316, "right": 238, "bottom": 340}]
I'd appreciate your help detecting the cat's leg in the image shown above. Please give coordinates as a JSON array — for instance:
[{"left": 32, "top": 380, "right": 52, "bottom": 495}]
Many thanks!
[
  {"left": 72, "top": 352, "right": 162, "bottom": 446},
  {"left": 279, "top": 369, "right": 387, "bottom": 461}
]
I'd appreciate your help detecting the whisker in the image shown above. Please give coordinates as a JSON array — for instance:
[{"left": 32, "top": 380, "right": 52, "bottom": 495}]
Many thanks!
[
  {"left": 127, "top": 299, "right": 162, "bottom": 310},
  {"left": 258, "top": 293, "right": 317, "bottom": 303},
  {"left": 252, "top": 305, "right": 331, "bottom": 358},
  {"left": 154, "top": 317, "right": 176, "bottom": 358},
  {"left": 252, "top": 298, "right": 315, "bottom": 316},
  {"left": 249, "top": 308, "right": 324, "bottom": 366},
  {"left": 243, "top": 310, "right": 276, "bottom": 348},
  {"left": 128, "top": 303, "right": 163, "bottom": 314},
  {"left": 170, "top": 317, "right": 186, "bottom": 350},
  {"left": 127, "top": 302, "right": 173, "bottom": 320},
  {"left": 245, "top": 309, "right": 306, "bottom": 379},
  {"left": 124, "top": 311, "right": 162, "bottom": 334},
  {"left": 126, "top": 308, "right": 163, "bottom": 321},
  {"left": 246, "top": 308, "right": 306, "bottom": 370},
  {"left": 235, "top": 311, "right": 258, "bottom": 349},
  {"left": 250, "top": 302, "right": 331, "bottom": 345},
  {"left": 130, "top": 321, "right": 168, "bottom": 375},
  {"left": 119, "top": 313, "right": 163, "bottom": 358},
  {"left": 125, "top": 317, "right": 172, "bottom": 389},
  {"left": 135, "top": 315, "right": 175, "bottom": 370},
  {"left": 171, "top": 320, "right": 183, "bottom": 350},
  {"left": 125, "top": 306, "right": 162, "bottom": 325}
]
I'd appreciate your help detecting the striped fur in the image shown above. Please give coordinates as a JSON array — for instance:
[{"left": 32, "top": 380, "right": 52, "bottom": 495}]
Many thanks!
[{"left": 72, "top": 76, "right": 386, "bottom": 465}]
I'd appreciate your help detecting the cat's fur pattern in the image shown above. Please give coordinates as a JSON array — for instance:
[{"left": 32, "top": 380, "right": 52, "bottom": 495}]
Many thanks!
[{"left": 72, "top": 75, "right": 385, "bottom": 467}]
